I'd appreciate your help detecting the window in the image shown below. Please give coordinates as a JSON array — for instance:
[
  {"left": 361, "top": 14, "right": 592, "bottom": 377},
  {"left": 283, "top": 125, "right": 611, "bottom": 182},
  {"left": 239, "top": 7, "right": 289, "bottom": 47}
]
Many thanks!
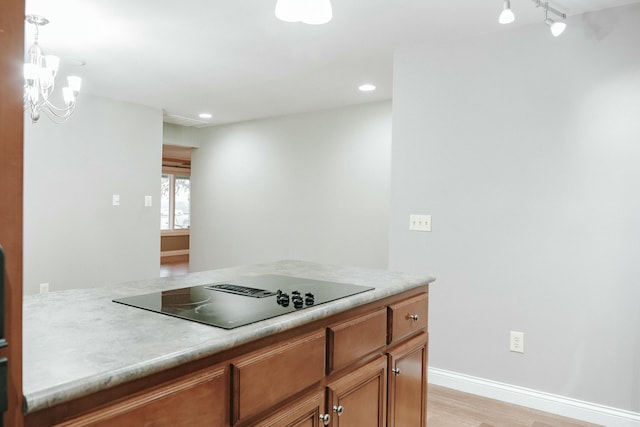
[{"left": 161, "top": 173, "right": 190, "bottom": 230}]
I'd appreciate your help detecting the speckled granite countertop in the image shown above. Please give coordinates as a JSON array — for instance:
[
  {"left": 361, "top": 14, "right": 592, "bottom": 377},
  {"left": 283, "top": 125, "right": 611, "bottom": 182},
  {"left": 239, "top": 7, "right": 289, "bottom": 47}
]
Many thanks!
[{"left": 23, "top": 260, "right": 434, "bottom": 414}]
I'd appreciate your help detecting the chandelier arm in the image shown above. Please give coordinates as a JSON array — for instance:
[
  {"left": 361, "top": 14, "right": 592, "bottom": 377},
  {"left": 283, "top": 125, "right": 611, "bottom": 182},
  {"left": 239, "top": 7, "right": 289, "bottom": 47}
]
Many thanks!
[
  {"left": 40, "top": 103, "right": 75, "bottom": 121},
  {"left": 42, "top": 99, "right": 76, "bottom": 112}
]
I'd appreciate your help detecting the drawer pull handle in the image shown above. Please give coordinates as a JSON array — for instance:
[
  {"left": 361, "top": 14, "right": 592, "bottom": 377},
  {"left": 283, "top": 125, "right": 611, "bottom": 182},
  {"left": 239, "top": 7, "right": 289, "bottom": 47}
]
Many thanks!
[
  {"left": 333, "top": 405, "right": 344, "bottom": 416},
  {"left": 392, "top": 368, "right": 401, "bottom": 375},
  {"left": 408, "top": 314, "right": 420, "bottom": 321},
  {"left": 319, "top": 413, "right": 331, "bottom": 425}
]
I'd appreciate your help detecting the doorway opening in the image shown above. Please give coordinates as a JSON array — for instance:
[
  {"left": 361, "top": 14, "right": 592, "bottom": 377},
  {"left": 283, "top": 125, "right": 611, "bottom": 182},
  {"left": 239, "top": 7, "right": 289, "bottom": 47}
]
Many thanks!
[{"left": 160, "top": 145, "right": 192, "bottom": 272}]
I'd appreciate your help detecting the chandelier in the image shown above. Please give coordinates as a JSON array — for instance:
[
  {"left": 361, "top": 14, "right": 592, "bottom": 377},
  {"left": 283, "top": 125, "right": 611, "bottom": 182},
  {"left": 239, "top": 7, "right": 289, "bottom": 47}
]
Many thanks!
[
  {"left": 24, "top": 14, "right": 82, "bottom": 123},
  {"left": 275, "top": 0, "right": 333, "bottom": 25}
]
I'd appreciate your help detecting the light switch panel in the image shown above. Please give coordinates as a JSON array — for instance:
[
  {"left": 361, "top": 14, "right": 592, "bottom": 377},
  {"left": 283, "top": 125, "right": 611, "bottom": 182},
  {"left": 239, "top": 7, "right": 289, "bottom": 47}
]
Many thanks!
[
  {"left": 112, "top": 194, "right": 120, "bottom": 206},
  {"left": 409, "top": 214, "right": 431, "bottom": 232}
]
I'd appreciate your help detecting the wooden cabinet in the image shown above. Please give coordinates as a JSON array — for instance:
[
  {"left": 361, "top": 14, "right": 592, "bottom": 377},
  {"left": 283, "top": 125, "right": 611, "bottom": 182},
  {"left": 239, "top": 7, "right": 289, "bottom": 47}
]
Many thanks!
[
  {"left": 387, "top": 293, "right": 428, "bottom": 344},
  {"left": 387, "top": 333, "right": 428, "bottom": 427},
  {"left": 53, "top": 365, "right": 228, "bottom": 427},
  {"left": 327, "top": 355, "right": 387, "bottom": 427},
  {"left": 231, "top": 330, "right": 325, "bottom": 425},
  {"left": 327, "top": 308, "right": 387, "bottom": 374},
  {"left": 254, "top": 391, "right": 326, "bottom": 427},
  {"left": 27, "top": 287, "right": 429, "bottom": 427}
]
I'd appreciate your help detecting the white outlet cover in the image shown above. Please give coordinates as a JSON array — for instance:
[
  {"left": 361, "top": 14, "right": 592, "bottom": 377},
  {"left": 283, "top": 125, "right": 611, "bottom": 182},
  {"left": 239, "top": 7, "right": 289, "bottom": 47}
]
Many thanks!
[
  {"left": 145, "top": 195, "right": 152, "bottom": 207},
  {"left": 510, "top": 331, "right": 524, "bottom": 353},
  {"left": 113, "top": 194, "right": 120, "bottom": 206}
]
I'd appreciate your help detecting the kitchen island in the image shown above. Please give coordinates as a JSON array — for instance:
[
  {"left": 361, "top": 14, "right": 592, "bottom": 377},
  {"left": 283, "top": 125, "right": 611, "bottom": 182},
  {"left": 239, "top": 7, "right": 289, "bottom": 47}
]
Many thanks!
[{"left": 23, "top": 260, "right": 434, "bottom": 426}]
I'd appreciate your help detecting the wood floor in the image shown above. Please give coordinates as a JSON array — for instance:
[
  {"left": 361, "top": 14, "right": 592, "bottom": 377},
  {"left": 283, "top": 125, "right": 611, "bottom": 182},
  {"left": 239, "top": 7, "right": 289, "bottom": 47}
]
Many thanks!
[
  {"left": 159, "top": 260, "right": 190, "bottom": 277},
  {"left": 159, "top": 263, "right": 601, "bottom": 427},
  {"left": 428, "top": 384, "right": 602, "bottom": 427}
]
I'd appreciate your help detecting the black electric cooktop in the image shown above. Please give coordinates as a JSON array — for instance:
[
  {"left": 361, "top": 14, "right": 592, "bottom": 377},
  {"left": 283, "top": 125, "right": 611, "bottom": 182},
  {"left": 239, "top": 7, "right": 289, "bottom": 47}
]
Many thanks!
[{"left": 113, "top": 274, "right": 373, "bottom": 329}]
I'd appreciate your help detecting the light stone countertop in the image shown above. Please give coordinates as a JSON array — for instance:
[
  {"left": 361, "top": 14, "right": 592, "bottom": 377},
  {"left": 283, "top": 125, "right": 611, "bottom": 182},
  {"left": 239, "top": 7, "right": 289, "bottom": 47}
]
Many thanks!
[{"left": 23, "top": 260, "right": 434, "bottom": 414}]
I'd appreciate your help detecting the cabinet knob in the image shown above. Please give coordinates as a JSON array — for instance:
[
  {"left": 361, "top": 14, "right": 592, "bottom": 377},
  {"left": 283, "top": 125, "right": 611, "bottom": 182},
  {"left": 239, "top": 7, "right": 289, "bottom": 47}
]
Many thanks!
[
  {"left": 319, "top": 413, "right": 331, "bottom": 425},
  {"left": 392, "top": 368, "right": 401, "bottom": 375},
  {"left": 333, "top": 405, "right": 344, "bottom": 416},
  {"left": 408, "top": 314, "right": 419, "bottom": 321}
]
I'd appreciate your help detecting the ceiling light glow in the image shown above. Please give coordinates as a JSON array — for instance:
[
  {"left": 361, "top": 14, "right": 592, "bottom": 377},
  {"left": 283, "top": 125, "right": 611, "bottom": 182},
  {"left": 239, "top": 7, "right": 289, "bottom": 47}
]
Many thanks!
[
  {"left": 275, "top": 0, "right": 333, "bottom": 25},
  {"left": 358, "top": 84, "right": 376, "bottom": 92},
  {"left": 198, "top": 113, "right": 213, "bottom": 119}
]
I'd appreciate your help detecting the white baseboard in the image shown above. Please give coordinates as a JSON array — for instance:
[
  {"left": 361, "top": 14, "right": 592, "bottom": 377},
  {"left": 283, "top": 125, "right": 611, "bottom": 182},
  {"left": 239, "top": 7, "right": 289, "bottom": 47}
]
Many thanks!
[{"left": 428, "top": 367, "right": 640, "bottom": 427}]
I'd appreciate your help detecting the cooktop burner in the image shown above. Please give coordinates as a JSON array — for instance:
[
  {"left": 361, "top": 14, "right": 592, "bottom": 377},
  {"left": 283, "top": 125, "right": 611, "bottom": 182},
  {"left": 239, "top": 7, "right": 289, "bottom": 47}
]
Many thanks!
[{"left": 113, "top": 275, "right": 373, "bottom": 329}]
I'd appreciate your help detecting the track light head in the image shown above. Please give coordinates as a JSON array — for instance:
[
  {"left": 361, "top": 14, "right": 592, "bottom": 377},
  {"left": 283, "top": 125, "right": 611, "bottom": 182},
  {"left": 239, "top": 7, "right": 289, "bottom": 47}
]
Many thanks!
[
  {"left": 545, "top": 17, "right": 566, "bottom": 36},
  {"left": 499, "top": 0, "right": 515, "bottom": 24}
]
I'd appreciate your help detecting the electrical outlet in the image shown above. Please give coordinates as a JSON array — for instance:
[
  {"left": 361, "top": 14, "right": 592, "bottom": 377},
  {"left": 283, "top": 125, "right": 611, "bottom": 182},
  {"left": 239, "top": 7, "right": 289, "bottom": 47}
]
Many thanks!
[
  {"left": 409, "top": 214, "right": 432, "bottom": 231},
  {"left": 510, "top": 331, "right": 524, "bottom": 353},
  {"left": 40, "top": 282, "right": 49, "bottom": 294}
]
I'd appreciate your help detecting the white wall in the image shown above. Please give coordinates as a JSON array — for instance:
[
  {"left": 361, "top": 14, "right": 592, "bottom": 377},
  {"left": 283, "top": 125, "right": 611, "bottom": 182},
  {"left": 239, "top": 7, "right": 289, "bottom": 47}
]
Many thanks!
[
  {"left": 390, "top": 4, "right": 640, "bottom": 414},
  {"left": 190, "top": 101, "right": 391, "bottom": 272},
  {"left": 163, "top": 122, "right": 201, "bottom": 148},
  {"left": 24, "top": 94, "right": 163, "bottom": 294}
]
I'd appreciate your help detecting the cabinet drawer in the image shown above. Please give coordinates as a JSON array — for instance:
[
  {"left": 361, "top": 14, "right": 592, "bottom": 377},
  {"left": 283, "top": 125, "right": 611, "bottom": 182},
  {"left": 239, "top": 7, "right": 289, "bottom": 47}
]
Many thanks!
[
  {"left": 387, "top": 293, "right": 428, "bottom": 344},
  {"left": 327, "top": 308, "right": 387, "bottom": 374},
  {"left": 55, "top": 365, "right": 228, "bottom": 427},
  {"left": 232, "top": 329, "right": 325, "bottom": 424}
]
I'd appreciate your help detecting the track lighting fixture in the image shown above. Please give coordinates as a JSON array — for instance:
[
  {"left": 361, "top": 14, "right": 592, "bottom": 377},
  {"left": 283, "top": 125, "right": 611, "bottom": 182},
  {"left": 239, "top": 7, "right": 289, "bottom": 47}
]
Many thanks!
[
  {"left": 499, "top": 0, "right": 515, "bottom": 24},
  {"left": 498, "top": 0, "right": 567, "bottom": 36},
  {"left": 544, "top": 6, "right": 566, "bottom": 37}
]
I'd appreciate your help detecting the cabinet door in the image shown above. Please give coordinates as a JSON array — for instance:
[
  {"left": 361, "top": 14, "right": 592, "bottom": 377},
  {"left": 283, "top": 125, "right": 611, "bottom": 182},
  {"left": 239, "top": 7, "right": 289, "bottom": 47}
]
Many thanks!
[
  {"left": 387, "top": 333, "right": 428, "bottom": 427},
  {"left": 255, "top": 391, "right": 327, "bottom": 427},
  {"left": 55, "top": 365, "right": 228, "bottom": 427},
  {"left": 327, "top": 355, "right": 386, "bottom": 427}
]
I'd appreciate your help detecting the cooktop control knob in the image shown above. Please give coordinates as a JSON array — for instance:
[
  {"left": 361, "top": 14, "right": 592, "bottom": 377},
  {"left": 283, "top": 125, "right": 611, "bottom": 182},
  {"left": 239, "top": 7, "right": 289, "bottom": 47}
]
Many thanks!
[
  {"left": 276, "top": 292, "right": 290, "bottom": 307},
  {"left": 292, "top": 291, "right": 304, "bottom": 309},
  {"left": 305, "top": 292, "right": 315, "bottom": 306}
]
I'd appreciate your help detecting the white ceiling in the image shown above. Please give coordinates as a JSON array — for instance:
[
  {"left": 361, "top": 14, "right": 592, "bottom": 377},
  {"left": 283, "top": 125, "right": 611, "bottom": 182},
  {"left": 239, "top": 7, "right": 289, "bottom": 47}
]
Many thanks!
[{"left": 24, "top": 0, "right": 640, "bottom": 127}]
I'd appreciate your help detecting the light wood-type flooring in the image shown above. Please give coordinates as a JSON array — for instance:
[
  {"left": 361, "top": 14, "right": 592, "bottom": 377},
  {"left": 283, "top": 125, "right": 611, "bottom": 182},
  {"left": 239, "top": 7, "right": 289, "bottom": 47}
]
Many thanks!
[
  {"left": 160, "top": 263, "right": 601, "bottom": 427},
  {"left": 428, "top": 384, "right": 602, "bottom": 427},
  {"left": 159, "top": 259, "right": 190, "bottom": 277}
]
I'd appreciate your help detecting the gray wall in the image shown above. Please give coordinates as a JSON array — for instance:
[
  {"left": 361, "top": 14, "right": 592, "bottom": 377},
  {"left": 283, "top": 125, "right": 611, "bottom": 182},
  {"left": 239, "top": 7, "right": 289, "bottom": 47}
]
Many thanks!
[
  {"left": 24, "top": 94, "right": 163, "bottom": 294},
  {"left": 389, "top": 5, "right": 640, "bottom": 412},
  {"left": 190, "top": 101, "right": 391, "bottom": 272}
]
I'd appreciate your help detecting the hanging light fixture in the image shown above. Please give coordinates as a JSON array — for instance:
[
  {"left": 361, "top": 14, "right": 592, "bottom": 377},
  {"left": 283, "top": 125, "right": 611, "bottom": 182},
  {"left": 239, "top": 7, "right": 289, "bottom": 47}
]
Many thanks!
[
  {"left": 499, "top": 0, "right": 515, "bottom": 24},
  {"left": 544, "top": 5, "right": 566, "bottom": 37},
  {"left": 24, "top": 14, "right": 82, "bottom": 123},
  {"left": 497, "top": 0, "right": 567, "bottom": 36},
  {"left": 275, "top": 0, "right": 333, "bottom": 25}
]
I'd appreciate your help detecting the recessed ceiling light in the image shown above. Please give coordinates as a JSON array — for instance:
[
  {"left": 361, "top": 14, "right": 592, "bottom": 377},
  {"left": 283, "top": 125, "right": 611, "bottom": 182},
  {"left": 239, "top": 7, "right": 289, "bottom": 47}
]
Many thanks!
[
  {"left": 358, "top": 84, "right": 376, "bottom": 92},
  {"left": 198, "top": 113, "right": 213, "bottom": 119}
]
